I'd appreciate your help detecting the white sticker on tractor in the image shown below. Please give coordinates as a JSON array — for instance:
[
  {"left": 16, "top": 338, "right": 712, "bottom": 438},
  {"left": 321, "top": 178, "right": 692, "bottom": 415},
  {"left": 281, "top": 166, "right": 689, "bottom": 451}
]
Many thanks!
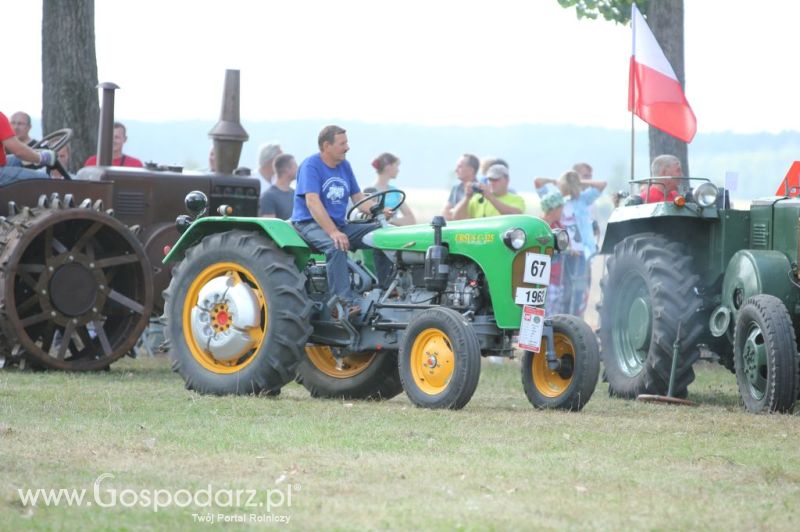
[
  {"left": 515, "top": 287, "right": 547, "bottom": 306},
  {"left": 523, "top": 253, "right": 551, "bottom": 286},
  {"left": 518, "top": 305, "right": 545, "bottom": 352}
]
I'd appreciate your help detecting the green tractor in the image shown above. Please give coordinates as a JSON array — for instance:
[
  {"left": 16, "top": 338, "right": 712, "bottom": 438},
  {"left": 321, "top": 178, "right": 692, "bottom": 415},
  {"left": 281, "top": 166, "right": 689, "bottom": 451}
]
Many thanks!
[
  {"left": 162, "top": 190, "right": 600, "bottom": 410},
  {"left": 599, "top": 174, "right": 800, "bottom": 413}
]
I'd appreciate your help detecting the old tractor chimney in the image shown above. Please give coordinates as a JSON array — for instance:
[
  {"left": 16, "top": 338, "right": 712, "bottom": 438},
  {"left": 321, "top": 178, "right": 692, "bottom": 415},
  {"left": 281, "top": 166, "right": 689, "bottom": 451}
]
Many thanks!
[
  {"left": 208, "top": 70, "right": 248, "bottom": 174},
  {"left": 96, "top": 82, "right": 120, "bottom": 166}
]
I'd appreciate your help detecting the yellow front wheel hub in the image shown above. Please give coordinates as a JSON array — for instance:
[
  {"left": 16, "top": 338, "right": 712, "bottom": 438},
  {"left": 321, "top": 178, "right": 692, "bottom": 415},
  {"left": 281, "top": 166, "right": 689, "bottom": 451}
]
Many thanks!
[
  {"left": 410, "top": 328, "right": 455, "bottom": 395},
  {"left": 305, "top": 346, "right": 376, "bottom": 378},
  {"left": 532, "top": 332, "right": 575, "bottom": 397},
  {"left": 182, "top": 262, "right": 267, "bottom": 374}
]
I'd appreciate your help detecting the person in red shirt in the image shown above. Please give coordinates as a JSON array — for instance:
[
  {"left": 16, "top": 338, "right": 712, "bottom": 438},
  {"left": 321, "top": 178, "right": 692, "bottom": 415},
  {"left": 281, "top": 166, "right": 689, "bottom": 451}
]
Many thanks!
[
  {"left": 641, "top": 154, "right": 683, "bottom": 203},
  {"left": 83, "top": 121, "right": 143, "bottom": 167},
  {"left": 640, "top": 154, "right": 683, "bottom": 203},
  {"left": 1, "top": 111, "right": 56, "bottom": 185}
]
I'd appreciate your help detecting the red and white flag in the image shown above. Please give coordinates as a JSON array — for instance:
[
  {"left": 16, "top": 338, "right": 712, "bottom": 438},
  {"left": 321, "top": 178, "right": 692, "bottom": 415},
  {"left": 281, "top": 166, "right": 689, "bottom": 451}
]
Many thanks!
[{"left": 628, "top": 4, "right": 697, "bottom": 143}]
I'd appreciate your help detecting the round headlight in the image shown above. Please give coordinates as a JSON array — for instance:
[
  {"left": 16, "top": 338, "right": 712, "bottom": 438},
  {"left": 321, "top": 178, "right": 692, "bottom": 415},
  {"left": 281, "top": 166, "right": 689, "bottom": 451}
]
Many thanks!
[
  {"left": 553, "top": 228, "right": 570, "bottom": 251},
  {"left": 503, "top": 228, "right": 526, "bottom": 250},
  {"left": 184, "top": 190, "right": 209, "bottom": 217},
  {"left": 694, "top": 182, "right": 719, "bottom": 208}
]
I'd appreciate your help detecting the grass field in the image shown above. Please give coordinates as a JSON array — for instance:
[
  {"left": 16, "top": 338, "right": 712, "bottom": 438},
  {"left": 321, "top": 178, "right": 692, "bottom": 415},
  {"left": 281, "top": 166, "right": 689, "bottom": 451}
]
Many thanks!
[{"left": 2, "top": 356, "right": 800, "bottom": 531}]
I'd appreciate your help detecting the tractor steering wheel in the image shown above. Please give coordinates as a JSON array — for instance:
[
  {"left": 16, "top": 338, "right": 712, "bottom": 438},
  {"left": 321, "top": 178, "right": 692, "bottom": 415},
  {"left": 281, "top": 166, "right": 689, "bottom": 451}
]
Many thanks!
[
  {"left": 346, "top": 189, "right": 406, "bottom": 224},
  {"left": 32, "top": 128, "right": 74, "bottom": 180}
]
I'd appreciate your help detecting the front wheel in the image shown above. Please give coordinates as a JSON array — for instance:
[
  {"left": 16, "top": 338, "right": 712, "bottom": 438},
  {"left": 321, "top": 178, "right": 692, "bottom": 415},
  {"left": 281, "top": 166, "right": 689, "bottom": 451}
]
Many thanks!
[
  {"left": 297, "top": 346, "right": 403, "bottom": 400},
  {"left": 164, "top": 230, "right": 312, "bottom": 395},
  {"left": 733, "top": 295, "right": 798, "bottom": 413},
  {"left": 399, "top": 308, "right": 481, "bottom": 410},
  {"left": 521, "top": 314, "right": 600, "bottom": 411}
]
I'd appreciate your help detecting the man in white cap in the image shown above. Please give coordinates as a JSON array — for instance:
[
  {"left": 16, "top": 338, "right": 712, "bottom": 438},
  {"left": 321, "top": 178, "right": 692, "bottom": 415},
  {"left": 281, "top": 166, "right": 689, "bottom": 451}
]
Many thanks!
[
  {"left": 454, "top": 163, "right": 525, "bottom": 219},
  {"left": 256, "top": 141, "right": 282, "bottom": 214}
]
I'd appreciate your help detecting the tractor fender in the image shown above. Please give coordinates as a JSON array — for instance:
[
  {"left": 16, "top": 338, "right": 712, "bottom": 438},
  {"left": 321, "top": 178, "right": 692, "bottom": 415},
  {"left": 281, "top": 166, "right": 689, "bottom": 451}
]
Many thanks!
[
  {"left": 721, "top": 250, "right": 797, "bottom": 324},
  {"left": 163, "top": 216, "right": 310, "bottom": 265}
]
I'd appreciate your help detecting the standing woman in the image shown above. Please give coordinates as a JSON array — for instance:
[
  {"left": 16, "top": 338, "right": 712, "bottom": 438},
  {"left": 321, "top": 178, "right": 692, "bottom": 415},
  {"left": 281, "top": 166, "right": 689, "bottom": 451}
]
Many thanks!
[{"left": 370, "top": 152, "right": 416, "bottom": 226}]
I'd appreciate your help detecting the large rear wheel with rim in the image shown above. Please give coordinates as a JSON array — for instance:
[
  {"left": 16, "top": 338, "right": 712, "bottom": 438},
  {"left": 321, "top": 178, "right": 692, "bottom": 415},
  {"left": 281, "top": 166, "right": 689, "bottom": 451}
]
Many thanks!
[
  {"left": 733, "top": 295, "right": 798, "bottom": 413},
  {"left": 164, "top": 230, "right": 312, "bottom": 395},
  {"left": 521, "top": 314, "right": 599, "bottom": 411},
  {"left": 0, "top": 205, "right": 153, "bottom": 370},
  {"left": 598, "top": 233, "right": 704, "bottom": 399},
  {"left": 399, "top": 307, "right": 481, "bottom": 410},
  {"left": 298, "top": 346, "right": 402, "bottom": 400}
]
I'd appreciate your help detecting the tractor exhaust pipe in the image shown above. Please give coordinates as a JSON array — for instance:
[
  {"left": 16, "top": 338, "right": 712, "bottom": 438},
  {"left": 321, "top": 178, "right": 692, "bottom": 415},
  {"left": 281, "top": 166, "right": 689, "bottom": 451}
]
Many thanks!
[
  {"left": 208, "top": 69, "right": 249, "bottom": 175},
  {"left": 96, "top": 82, "right": 120, "bottom": 166}
]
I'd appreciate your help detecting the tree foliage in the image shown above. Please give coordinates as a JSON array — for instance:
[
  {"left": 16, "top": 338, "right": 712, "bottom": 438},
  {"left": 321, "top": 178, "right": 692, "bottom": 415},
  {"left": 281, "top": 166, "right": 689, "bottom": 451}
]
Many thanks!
[{"left": 556, "top": 0, "right": 648, "bottom": 24}]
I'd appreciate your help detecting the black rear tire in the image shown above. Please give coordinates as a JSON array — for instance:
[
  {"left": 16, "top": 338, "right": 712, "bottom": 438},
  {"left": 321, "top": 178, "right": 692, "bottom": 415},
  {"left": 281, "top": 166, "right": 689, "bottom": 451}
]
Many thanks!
[
  {"left": 598, "top": 233, "right": 703, "bottom": 399},
  {"left": 522, "top": 314, "right": 600, "bottom": 411},
  {"left": 297, "top": 347, "right": 403, "bottom": 400},
  {"left": 399, "top": 307, "right": 481, "bottom": 410},
  {"left": 164, "top": 230, "right": 312, "bottom": 395},
  {"left": 733, "top": 295, "right": 798, "bottom": 413}
]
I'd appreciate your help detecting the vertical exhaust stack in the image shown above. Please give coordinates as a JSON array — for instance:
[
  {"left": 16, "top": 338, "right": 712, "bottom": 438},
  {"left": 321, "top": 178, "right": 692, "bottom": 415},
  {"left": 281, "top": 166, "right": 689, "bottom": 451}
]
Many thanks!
[
  {"left": 96, "top": 82, "right": 120, "bottom": 166},
  {"left": 208, "top": 70, "right": 249, "bottom": 175}
]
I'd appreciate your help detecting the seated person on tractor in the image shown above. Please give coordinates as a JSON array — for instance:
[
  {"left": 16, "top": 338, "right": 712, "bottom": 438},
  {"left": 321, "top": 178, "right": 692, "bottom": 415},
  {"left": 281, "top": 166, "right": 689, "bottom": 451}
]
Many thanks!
[
  {"left": 0, "top": 111, "right": 56, "bottom": 185},
  {"left": 640, "top": 154, "right": 683, "bottom": 203},
  {"left": 291, "top": 125, "right": 394, "bottom": 317}
]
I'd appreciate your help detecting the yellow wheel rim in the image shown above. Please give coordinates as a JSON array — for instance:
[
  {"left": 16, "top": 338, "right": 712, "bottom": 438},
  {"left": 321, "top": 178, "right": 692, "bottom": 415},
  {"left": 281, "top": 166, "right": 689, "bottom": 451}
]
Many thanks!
[
  {"left": 305, "top": 345, "right": 377, "bottom": 378},
  {"left": 182, "top": 262, "right": 267, "bottom": 374},
  {"left": 409, "top": 328, "right": 455, "bottom": 395},
  {"left": 532, "top": 332, "right": 575, "bottom": 397}
]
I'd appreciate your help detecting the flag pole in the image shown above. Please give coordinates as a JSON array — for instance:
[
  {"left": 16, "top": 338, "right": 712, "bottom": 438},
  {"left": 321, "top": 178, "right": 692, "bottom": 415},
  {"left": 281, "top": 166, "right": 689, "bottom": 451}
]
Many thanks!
[
  {"left": 630, "top": 3, "right": 636, "bottom": 183},
  {"left": 630, "top": 110, "right": 635, "bottom": 181}
]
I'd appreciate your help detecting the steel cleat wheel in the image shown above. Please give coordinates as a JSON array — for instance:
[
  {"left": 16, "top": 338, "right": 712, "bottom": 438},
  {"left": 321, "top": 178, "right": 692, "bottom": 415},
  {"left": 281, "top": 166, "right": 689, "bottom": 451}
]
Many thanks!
[{"left": 0, "top": 206, "right": 153, "bottom": 370}]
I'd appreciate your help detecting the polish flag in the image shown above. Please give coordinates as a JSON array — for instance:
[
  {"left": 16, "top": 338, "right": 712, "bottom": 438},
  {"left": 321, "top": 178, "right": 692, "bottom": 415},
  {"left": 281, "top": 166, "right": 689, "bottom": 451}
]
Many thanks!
[{"left": 628, "top": 4, "right": 697, "bottom": 143}]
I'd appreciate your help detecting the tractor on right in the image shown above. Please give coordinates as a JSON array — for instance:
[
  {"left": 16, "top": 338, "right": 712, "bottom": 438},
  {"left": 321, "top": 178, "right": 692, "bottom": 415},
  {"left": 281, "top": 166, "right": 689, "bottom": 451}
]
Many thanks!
[{"left": 598, "top": 170, "right": 800, "bottom": 413}]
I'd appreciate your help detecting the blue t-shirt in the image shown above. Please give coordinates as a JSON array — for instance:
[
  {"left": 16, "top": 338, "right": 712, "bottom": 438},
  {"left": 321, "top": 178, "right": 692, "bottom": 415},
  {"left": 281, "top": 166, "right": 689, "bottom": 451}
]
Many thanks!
[
  {"left": 291, "top": 153, "right": 361, "bottom": 226},
  {"left": 563, "top": 187, "right": 601, "bottom": 257}
]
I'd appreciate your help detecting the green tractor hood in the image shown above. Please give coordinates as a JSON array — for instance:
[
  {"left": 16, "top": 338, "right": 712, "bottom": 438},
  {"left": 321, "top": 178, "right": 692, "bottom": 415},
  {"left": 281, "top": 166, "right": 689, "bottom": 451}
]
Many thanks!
[{"left": 371, "top": 215, "right": 555, "bottom": 328}]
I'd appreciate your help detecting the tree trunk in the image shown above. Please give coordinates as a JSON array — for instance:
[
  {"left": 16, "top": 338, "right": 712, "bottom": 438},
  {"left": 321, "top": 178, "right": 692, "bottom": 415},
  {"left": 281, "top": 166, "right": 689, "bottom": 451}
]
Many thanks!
[
  {"left": 646, "top": 0, "right": 689, "bottom": 176},
  {"left": 42, "top": 0, "right": 99, "bottom": 173}
]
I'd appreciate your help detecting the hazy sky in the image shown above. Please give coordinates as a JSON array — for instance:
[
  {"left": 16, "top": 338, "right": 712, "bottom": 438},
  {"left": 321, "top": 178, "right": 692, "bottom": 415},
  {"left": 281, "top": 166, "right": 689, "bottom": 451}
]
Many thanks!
[{"left": 5, "top": 0, "right": 799, "bottom": 134}]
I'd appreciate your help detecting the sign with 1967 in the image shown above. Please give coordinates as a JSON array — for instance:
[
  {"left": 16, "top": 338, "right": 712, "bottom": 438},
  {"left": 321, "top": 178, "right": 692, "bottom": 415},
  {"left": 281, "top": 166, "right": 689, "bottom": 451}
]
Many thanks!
[
  {"left": 522, "top": 253, "right": 551, "bottom": 285},
  {"left": 515, "top": 287, "right": 547, "bottom": 306}
]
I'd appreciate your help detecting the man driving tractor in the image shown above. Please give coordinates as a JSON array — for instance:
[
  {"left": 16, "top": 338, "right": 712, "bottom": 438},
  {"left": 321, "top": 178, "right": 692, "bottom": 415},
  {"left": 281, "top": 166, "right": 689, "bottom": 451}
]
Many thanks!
[{"left": 291, "top": 125, "right": 395, "bottom": 318}]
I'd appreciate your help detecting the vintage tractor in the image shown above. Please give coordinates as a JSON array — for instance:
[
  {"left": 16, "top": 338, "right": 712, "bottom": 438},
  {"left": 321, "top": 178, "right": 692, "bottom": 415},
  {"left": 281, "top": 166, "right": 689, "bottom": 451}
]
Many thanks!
[
  {"left": 0, "top": 72, "right": 259, "bottom": 371},
  {"left": 162, "top": 192, "right": 601, "bottom": 410},
  {"left": 598, "top": 173, "right": 800, "bottom": 413}
]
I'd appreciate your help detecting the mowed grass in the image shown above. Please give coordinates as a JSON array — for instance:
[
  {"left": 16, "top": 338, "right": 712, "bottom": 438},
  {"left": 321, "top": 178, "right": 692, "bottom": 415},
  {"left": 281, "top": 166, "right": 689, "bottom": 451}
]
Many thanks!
[{"left": 1, "top": 357, "right": 800, "bottom": 531}]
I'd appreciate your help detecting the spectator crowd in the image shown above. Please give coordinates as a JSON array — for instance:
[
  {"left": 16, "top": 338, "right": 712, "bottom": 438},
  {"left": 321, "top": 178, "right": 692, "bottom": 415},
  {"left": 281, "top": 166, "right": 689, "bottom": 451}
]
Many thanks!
[{"left": 5, "top": 111, "right": 692, "bottom": 323}]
